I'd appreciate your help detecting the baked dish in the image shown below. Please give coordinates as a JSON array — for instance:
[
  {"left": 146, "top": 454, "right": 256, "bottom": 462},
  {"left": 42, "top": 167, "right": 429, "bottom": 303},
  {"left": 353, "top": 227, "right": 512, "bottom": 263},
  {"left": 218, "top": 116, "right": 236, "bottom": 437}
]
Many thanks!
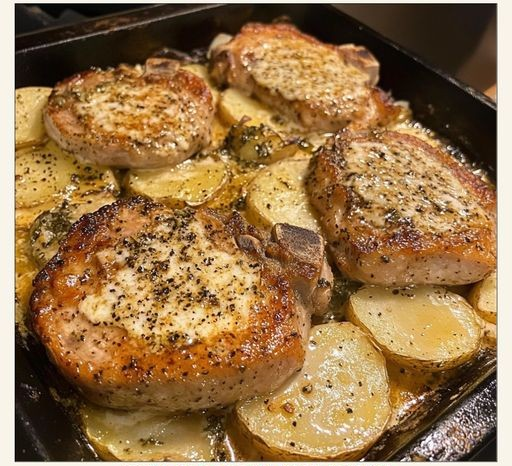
[{"left": 15, "top": 22, "right": 496, "bottom": 461}]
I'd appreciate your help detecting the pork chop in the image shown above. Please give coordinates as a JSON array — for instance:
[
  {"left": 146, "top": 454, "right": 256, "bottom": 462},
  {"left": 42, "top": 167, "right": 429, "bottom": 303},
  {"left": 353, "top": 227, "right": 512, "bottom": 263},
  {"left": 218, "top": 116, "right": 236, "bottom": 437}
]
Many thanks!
[
  {"left": 307, "top": 131, "right": 496, "bottom": 285},
  {"left": 210, "top": 23, "right": 399, "bottom": 132},
  {"left": 30, "top": 197, "right": 332, "bottom": 412},
  {"left": 44, "top": 58, "right": 214, "bottom": 169}
]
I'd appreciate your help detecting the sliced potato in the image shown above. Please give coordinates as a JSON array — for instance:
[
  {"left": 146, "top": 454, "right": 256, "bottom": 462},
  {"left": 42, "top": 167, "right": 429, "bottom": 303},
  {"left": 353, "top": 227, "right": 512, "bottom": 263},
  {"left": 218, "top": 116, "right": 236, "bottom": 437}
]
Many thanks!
[
  {"left": 126, "top": 155, "right": 228, "bottom": 208},
  {"left": 205, "top": 167, "right": 260, "bottom": 211},
  {"left": 30, "top": 194, "right": 117, "bottom": 267},
  {"left": 81, "top": 404, "right": 233, "bottom": 461},
  {"left": 468, "top": 271, "right": 496, "bottom": 324},
  {"left": 15, "top": 140, "right": 119, "bottom": 229},
  {"left": 15, "top": 86, "right": 52, "bottom": 148},
  {"left": 235, "top": 322, "right": 391, "bottom": 461},
  {"left": 347, "top": 286, "right": 482, "bottom": 371},
  {"left": 245, "top": 154, "right": 320, "bottom": 232},
  {"left": 218, "top": 88, "right": 300, "bottom": 133},
  {"left": 218, "top": 88, "right": 276, "bottom": 127},
  {"left": 477, "top": 315, "right": 496, "bottom": 348}
]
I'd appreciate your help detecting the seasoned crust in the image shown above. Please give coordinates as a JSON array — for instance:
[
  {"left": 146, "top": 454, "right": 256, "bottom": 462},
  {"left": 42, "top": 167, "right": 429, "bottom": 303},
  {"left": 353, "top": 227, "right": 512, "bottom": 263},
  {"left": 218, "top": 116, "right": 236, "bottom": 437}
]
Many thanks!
[
  {"left": 30, "top": 197, "right": 331, "bottom": 412},
  {"left": 210, "top": 22, "right": 399, "bottom": 132},
  {"left": 307, "top": 131, "right": 496, "bottom": 285},
  {"left": 44, "top": 59, "right": 214, "bottom": 169}
]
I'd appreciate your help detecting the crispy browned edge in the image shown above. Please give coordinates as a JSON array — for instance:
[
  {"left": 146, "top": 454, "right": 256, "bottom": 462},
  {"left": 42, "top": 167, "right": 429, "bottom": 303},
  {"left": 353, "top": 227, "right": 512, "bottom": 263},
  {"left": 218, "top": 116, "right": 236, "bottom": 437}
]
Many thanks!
[
  {"left": 44, "top": 63, "right": 213, "bottom": 159},
  {"left": 29, "top": 196, "right": 305, "bottom": 405},
  {"left": 210, "top": 22, "right": 399, "bottom": 130},
  {"left": 307, "top": 130, "right": 496, "bottom": 270}
]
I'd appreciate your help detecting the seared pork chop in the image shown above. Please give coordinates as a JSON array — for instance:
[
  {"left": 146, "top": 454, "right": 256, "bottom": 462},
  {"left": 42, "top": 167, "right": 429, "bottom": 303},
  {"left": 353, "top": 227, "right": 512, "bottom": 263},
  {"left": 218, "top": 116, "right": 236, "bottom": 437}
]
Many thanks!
[
  {"left": 210, "top": 23, "right": 398, "bottom": 132},
  {"left": 307, "top": 131, "right": 496, "bottom": 285},
  {"left": 30, "top": 197, "right": 332, "bottom": 412},
  {"left": 44, "top": 58, "right": 214, "bottom": 169}
]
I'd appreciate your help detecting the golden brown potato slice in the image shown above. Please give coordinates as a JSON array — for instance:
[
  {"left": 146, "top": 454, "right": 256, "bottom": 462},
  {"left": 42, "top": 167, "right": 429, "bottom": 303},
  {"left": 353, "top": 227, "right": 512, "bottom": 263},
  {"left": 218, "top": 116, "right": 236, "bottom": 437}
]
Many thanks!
[
  {"left": 81, "top": 404, "right": 232, "bottom": 461},
  {"left": 218, "top": 87, "right": 277, "bottom": 127},
  {"left": 125, "top": 155, "right": 228, "bottom": 208},
  {"left": 218, "top": 88, "right": 300, "bottom": 133},
  {"left": 15, "top": 86, "right": 52, "bottom": 148},
  {"left": 347, "top": 286, "right": 482, "bottom": 371},
  {"left": 245, "top": 154, "right": 320, "bottom": 232},
  {"left": 468, "top": 271, "right": 496, "bottom": 324},
  {"left": 235, "top": 322, "right": 391, "bottom": 460}
]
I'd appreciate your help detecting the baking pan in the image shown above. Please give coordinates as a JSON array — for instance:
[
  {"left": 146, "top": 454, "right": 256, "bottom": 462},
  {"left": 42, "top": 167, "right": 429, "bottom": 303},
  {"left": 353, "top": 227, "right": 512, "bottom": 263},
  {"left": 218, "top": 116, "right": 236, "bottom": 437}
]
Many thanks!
[{"left": 15, "top": 4, "right": 497, "bottom": 461}]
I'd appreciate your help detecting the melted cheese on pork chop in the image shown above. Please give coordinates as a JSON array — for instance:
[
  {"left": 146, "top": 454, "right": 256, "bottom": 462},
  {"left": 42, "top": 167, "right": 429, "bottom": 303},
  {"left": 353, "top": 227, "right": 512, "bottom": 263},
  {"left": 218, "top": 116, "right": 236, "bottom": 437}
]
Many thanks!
[
  {"left": 73, "top": 72, "right": 197, "bottom": 153},
  {"left": 79, "top": 214, "right": 261, "bottom": 349},
  {"left": 249, "top": 37, "right": 370, "bottom": 119},
  {"left": 343, "top": 139, "right": 493, "bottom": 233}
]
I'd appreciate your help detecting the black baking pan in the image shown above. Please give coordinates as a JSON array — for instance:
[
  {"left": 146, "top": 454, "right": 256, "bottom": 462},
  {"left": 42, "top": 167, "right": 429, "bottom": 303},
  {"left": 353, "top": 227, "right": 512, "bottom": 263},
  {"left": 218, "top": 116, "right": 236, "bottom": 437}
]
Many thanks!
[{"left": 15, "top": 4, "right": 497, "bottom": 461}]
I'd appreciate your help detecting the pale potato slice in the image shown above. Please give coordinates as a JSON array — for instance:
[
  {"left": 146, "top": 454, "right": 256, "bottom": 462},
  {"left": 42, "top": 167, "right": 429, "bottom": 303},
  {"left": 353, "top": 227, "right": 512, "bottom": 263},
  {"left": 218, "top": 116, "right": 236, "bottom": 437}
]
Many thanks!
[
  {"left": 245, "top": 154, "right": 320, "bottom": 232},
  {"left": 218, "top": 88, "right": 300, "bottom": 133},
  {"left": 30, "top": 194, "right": 117, "bottom": 267},
  {"left": 468, "top": 271, "right": 496, "bottom": 324},
  {"left": 126, "top": 155, "right": 228, "bottom": 208},
  {"left": 15, "top": 86, "right": 52, "bottom": 148},
  {"left": 235, "top": 322, "right": 391, "bottom": 461},
  {"left": 347, "top": 286, "right": 482, "bottom": 371},
  {"left": 218, "top": 88, "right": 276, "bottom": 127},
  {"left": 15, "top": 140, "right": 119, "bottom": 228},
  {"left": 81, "top": 404, "right": 232, "bottom": 461}
]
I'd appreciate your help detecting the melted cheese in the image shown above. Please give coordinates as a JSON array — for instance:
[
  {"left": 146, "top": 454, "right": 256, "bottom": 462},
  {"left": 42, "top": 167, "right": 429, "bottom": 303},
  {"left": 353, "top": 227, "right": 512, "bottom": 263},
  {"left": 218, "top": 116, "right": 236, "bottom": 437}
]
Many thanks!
[
  {"left": 342, "top": 139, "right": 493, "bottom": 233},
  {"left": 79, "top": 213, "right": 261, "bottom": 349},
  {"left": 248, "top": 37, "right": 370, "bottom": 118},
  {"left": 74, "top": 72, "right": 199, "bottom": 153}
]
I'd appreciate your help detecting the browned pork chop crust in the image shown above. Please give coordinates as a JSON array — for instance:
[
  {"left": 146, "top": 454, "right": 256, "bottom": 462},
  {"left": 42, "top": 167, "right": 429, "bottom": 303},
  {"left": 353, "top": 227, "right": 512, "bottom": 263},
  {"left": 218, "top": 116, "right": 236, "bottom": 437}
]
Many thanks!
[
  {"left": 30, "top": 197, "right": 332, "bottom": 412},
  {"left": 210, "top": 23, "right": 399, "bottom": 132},
  {"left": 44, "top": 58, "right": 214, "bottom": 168},
  {"left": 307, "top": 131, "right": 496, "bottom": 285}
]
